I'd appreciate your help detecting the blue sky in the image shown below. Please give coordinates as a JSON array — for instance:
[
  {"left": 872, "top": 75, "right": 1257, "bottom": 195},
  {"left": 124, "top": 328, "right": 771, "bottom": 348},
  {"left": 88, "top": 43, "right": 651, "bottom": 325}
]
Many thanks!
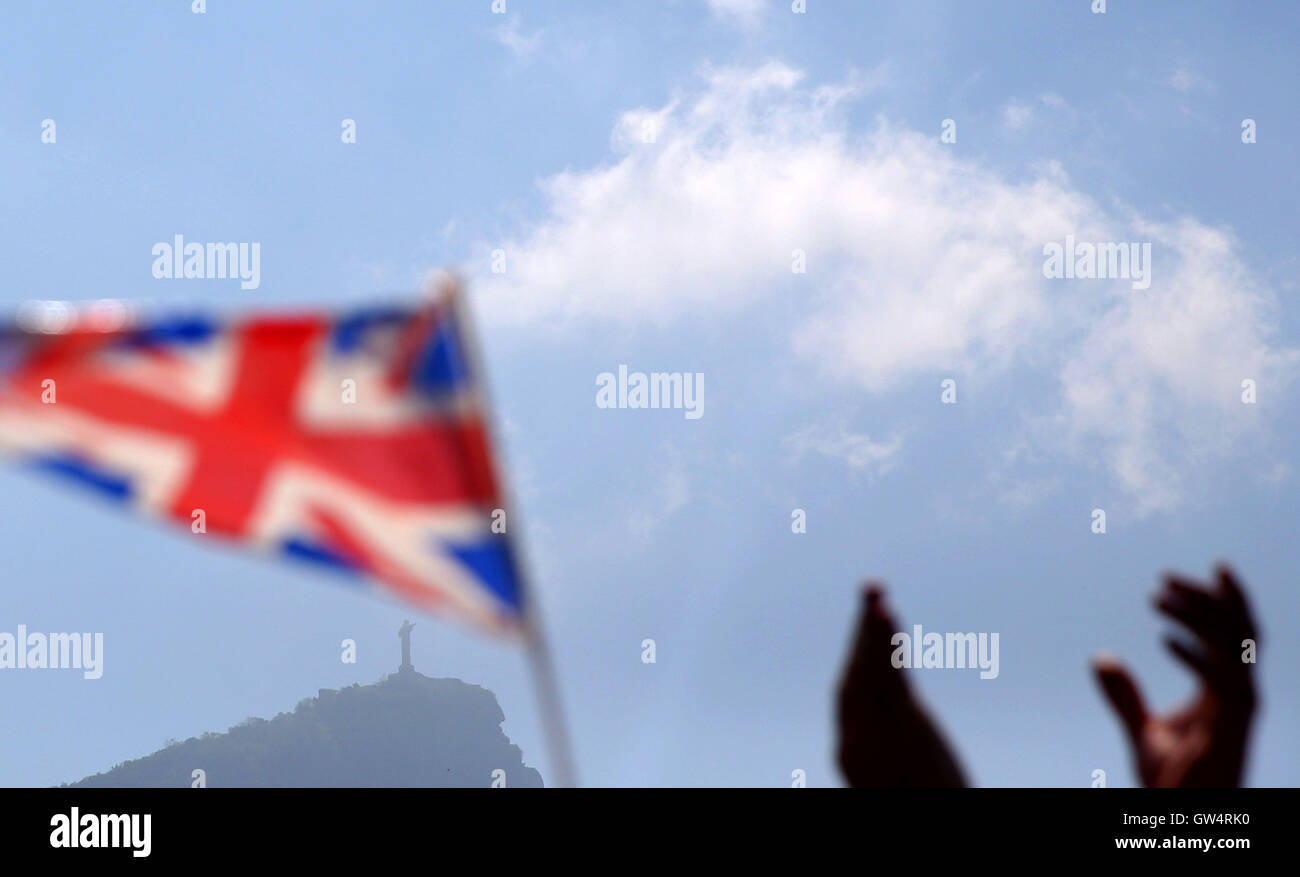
[{"left": 0, "top": 0, "right": 1297, "bottom": 787}]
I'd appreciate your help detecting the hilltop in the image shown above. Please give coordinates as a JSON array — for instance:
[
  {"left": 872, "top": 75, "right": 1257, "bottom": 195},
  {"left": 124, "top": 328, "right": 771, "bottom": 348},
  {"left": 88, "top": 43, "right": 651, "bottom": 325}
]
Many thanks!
[{"left": 67, "top": 669, "right": 544, "bottom": 788}]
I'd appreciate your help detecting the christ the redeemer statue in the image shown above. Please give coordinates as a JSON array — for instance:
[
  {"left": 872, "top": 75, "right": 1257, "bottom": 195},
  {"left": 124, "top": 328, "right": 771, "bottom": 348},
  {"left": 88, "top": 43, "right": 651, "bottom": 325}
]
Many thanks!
[{"left": 398, "top": 619, "right": 416, "bottom": 672}]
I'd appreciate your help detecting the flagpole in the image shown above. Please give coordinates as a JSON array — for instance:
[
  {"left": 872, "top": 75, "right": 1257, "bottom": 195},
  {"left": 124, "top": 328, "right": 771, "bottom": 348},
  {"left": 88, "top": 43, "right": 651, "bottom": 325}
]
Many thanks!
[
  {"left": 433, "top": 271, "right": 579, "bottom": 789},
  {"left": 524, "top": 607, "right": 579, "bottom": 789}
]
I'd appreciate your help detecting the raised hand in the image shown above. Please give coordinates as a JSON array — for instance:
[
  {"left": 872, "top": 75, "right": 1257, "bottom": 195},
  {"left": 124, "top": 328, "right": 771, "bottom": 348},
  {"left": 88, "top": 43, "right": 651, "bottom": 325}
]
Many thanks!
[
  {"left": 1093, "top": 564, "right": 1259, "bottom": 787},
  {"left": 837, "top": 584, "right": 968, "bottom": 787}
]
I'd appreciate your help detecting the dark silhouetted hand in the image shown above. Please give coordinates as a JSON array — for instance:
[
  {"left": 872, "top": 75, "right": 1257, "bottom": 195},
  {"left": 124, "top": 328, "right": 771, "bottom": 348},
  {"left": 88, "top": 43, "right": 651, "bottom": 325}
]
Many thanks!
[
  {"left": 1093, "top": 564, "right": 1259, "bottom": 787},
  {"left": 837, "top": 584, "right": 967, "bottom": 787}
]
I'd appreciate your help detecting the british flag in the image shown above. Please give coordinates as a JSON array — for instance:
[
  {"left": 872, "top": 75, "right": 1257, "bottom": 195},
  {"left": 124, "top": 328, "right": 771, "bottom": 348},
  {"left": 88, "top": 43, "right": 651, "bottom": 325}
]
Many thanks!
[{"left": 0, "top": 283, "right": 524, "bottom": 633}]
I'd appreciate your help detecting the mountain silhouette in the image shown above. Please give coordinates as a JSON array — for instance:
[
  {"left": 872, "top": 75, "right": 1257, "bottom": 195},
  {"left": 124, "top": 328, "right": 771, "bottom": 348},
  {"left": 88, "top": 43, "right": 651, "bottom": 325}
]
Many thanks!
[{"left": 66, "top": 669, "right": 544, "bottom": 788}]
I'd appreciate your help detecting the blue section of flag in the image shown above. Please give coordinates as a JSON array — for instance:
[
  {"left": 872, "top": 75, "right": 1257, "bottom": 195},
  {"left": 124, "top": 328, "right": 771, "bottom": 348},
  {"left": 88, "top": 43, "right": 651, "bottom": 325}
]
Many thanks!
[
  {"left": 282, "top": 537, "right": 365, "bottom": 575},
  {"left": 120, "top": 316, "right": 219, "bottom": 348},
  {"left": 411, "top": 314, "right": 471, "bottom": 394},
  {"left": 444, "top": 536, "right": 523, "bottom": 613},
  {"left": 0, "top": 335, "right": 34, "bottom": 378},
  {"left": 27, "top": 453, "right": 133, "bottom": 501},
  {"left": 331, "top": 307, "right": 409, "bottom": 354}
]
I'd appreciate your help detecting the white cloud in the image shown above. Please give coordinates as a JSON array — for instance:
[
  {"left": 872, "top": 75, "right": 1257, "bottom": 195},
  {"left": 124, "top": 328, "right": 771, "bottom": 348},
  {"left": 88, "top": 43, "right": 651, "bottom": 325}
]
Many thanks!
[
  {"left": 494, "top": 17, "right": 541, "bottom": 57},
  {"left": 1055, "top": 218, "right": 1295, "bottom": 513},
  {"left": 1168, "top": 63, "right": 1212, "bottom": 94},
  {"left": 784, "top": 423, "right": 903, "bottom": 478},
  {"left": 1002, "top": 100, "right": 1034, "bottom": 131},
  {"left": 1001, "top": 93, "right": 1071, "bottom": 132},
  {"left": 706, "top": 0, "right": 766, "bottom": 30},
  {"left": 476, "top": 62, "right": 1295, "bottom": 514}
]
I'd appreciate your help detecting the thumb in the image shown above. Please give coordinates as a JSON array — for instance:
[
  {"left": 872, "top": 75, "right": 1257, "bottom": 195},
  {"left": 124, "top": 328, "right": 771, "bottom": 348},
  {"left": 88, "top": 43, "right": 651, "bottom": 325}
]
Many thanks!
[{"left": 1092, "top": 653, "right": 1149, "bottom": 745}]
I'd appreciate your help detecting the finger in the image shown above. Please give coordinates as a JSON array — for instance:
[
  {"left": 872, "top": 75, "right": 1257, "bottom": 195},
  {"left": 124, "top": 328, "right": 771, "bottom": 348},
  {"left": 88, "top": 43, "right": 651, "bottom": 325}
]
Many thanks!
[
  {"left": 841, "top": 582, "right": 910, "bottom": 712},
  {"left": 864, "top": 585, "right": 897, "bottom": 653},
  {"left": 843, "top": 582, "right": 890, "bottom": 682},
  {"left": 1092, "top": 654, "right": 1149, "bottom": 744},
  {"left": 1215, "top": 564, "right": 1258, "bottom": 640},
  {"left": 849, "top": 583, "right": 886, "bottom": 654},
  {"left": 1163, "top": 575, "right": 1220, "bottom": 615},
  {"left": 1156, "top": 586, "right": 1229, "bottom": 651}
]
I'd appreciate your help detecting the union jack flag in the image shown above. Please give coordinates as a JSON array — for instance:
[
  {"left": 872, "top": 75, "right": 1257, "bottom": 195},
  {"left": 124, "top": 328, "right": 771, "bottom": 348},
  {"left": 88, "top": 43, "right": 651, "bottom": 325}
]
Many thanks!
[{"left": 0, "top": 283, "right": 524, "bottom": 633}]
